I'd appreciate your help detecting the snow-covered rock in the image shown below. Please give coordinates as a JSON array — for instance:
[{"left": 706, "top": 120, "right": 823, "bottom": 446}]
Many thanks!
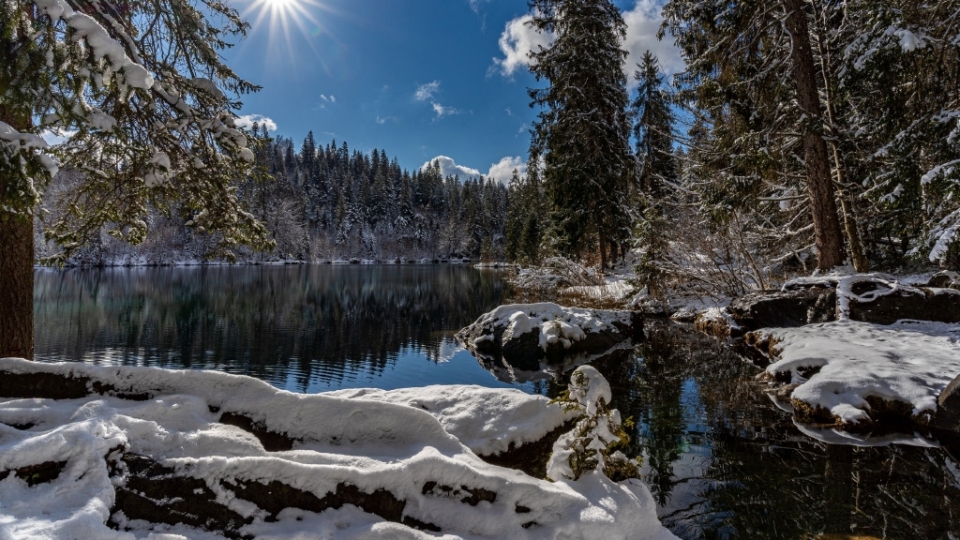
[
  {"left": 0, "top": 358, "right": 677, "bottom": 540},
  {"left": 722, "top": 274, "right": 960, "bottom": 333},
  {"left": 760, "top": 320, "right": 960, "bottom": 428},
  {"left": 455, "top": 303, "right": 644, "bottom": 372},
  {"left": 726, "top": 287, "right": 837, "bottom": 331}
]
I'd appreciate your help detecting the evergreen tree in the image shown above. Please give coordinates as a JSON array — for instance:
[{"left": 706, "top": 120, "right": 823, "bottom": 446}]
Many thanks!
[
  {"left": 505, "top": 169, "right": 525, "bottom": 261},
  {"left": 528, "top": 0, "right": 635, "bottom": 268},
  {"left": 631, "top": 52, "right": 676, "bottom": 297},
  {"left": 662, "top": 0, "right": 846, "bottom": 270},
  {"left": 632, "top": 52, "right": 676, "bottom": 200},
  {"left": 1, "top": 0, "right": 270, "bottom": 358}
]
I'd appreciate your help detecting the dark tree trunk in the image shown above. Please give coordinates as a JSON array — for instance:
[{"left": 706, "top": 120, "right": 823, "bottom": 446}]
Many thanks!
[
  {"left": 0, "top": 106, "right": 35, "bottom": 360},
  {"left": 783, "top": 0, "right": 845, "bottom": 270},
  {"left": 0, "top": 214, "right": 34, "bottom": 360}
]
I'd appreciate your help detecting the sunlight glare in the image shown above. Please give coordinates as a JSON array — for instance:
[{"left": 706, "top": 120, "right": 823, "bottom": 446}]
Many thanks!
[{"left": 240, "top": 0, "right": 334, "bottom": 61}]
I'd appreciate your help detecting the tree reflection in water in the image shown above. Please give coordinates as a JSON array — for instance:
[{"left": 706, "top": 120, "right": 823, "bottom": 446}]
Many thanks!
[
  {"left": 34, "top": 272, "right": 960, "bottom": 538},
  {"left": 540, "top": 322, "right": 960, "bottom": 539},
  {"left": 34, "top": 265, "right": 509, "bottom": 392}
]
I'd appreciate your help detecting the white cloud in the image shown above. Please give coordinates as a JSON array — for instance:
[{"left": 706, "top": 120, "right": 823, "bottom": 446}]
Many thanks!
[
  {"left": 376, "top": 116, "right": 387, "bottom": 124},
  {"left": 491, "top": 14, "right": 551, "bottom": 77},
  {"left": 432, "top": 102, "right": 460, "bottom": 118},
  {"left": 622, "top": 0, "right": 685, "bottom": 81},
  {"left": 421, "top": 155, "right": 526, "bottom": 184},
  {"left": 415, "top": 81, "right": 440, "bottom": 102},
  {"left": 422, "top": 156, "right": 481, "bottom": 179},
  {"left": 486, "top": 156, "right": 526, "bottom": 183},
  {"left": 491, "top": 1, "right": 683, "bottom": 85},
  {"left": 235, "top": 114, "right": 278, "bottom": 132},
  {"left": 40, "top": 129, "right": 77, "bottom": 146}
]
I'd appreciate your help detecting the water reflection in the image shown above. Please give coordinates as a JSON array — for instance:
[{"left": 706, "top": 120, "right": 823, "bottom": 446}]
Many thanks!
[
  {"left": 34, "top": 265, "right": 519, "bottom": 392},
  {"left": 606, "top": 322, "right": 960, "bottom": 540},
  {"left": 33, "top": 269, "right": 960, "bottom": 538},
  {"left": 492, "top": 321, "right": 960, "bottom": 538}
]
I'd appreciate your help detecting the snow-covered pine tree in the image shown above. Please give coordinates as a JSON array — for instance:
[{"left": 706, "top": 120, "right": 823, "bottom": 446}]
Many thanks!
[
  {"left": 834, "top": 0, "right": 960, "bottom": 269},
  {"left": 662, "top": 0, "right": 846, "bottom": 271},
  {"left": 633, "top": 51, "right": 676, "bottom": 201},
  {"left": 631, "top": 52, "right": 675, "bottom": 296},
  {"left": 528, "top": 0, "right": 635, "bottom": 269},
  {"left": 505, "top": 169, "right": 524, "bottom": 261},
  {"left": 1, "top": 0, "right": 271, "bottom": 358}
]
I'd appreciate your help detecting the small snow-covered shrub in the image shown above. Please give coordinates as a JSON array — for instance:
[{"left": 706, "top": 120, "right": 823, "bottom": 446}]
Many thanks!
[{"left": 547, "top": 365, "right": 640, "bottom": 482}]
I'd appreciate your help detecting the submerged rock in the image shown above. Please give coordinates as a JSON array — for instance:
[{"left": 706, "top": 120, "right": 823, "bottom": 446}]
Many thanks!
[{"left": 455, "top": 303, "right": 643, "bottom": 373}]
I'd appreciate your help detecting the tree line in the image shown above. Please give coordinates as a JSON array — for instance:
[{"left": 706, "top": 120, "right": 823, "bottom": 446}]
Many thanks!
[
  {"left": 37, "top": 129, "right": 510, "bottom": 264},
  {"left": 240, "top": 127, "right": 509, "bottom": 261}
]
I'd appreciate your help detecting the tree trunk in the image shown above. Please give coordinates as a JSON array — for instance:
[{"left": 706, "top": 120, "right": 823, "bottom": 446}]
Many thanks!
[
  {"left": 0, "top": 105, "right": 35, "bottom": 359},
  {"left": 811, "top": 1, "right": 870, "bottom": 272},
  {"left": 0, "top": 213, "right": 34, "bottom": 360},
  {"left": 783, "top": 0, "right": 846, "bottom": 270}
]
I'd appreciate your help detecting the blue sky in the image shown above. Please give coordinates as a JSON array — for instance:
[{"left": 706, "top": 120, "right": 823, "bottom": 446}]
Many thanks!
[{"left": 224, "top": 0, "right": 681, "bottom": 182}]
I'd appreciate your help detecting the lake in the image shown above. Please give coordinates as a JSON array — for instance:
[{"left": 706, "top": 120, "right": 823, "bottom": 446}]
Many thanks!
[{"left": 33, "top": 265, "right": 960, "bottom": 539}]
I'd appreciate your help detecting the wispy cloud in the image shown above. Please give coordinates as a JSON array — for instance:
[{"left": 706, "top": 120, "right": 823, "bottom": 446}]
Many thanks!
[
  {"left": 468, "top": 0, "right": 489, "bottom": 14},
  {"left": 319, "top": 94, "right": 336, "bottom": 103},
  {"left": 415, "top": 81, "right": 460, "bottom": 120},
  {"left": 235, "top": 114, "right": 278, "bottom": 132},
  {"left": 432, "top": 103, "right": 460, "bottom": 119},
  {"left": 415, "top": 81, "right": 440, "bottom": 102}
]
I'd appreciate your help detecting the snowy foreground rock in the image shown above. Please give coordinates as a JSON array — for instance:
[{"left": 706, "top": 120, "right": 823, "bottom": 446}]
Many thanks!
[
  {"left": 689, "top": 273, "right": 960, "bottom": 433},
  {"left": 0, "top": 358, "right": 676, "bottom": 540},
  {"left": 455, "top": 303, "right": 643, "bottom": 377},
  {"left": 757, "top": 320, "right": 960, "bottom": 430}
]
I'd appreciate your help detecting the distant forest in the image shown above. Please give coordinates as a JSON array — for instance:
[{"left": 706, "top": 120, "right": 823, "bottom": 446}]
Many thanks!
[{"left": 37, "top": 126, "right": 510, "bottom": 265}]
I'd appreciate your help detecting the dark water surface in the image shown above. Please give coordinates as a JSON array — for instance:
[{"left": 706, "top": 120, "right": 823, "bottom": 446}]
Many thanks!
[
  {"left": 34, "top": 266, "right": 960, "bottom": 539},
  {"left": 34, "top": 265, "right": 525, "bottom": 393}
]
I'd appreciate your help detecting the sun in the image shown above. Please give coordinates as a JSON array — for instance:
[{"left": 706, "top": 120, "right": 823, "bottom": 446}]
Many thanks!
[{"left": 240, "top": 0, "right": 334, "bottom": 60}]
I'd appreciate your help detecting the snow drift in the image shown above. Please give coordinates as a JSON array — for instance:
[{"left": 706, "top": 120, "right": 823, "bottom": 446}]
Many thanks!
[{"left": 0, "top": 358, "right": 676, "bottom": 540}]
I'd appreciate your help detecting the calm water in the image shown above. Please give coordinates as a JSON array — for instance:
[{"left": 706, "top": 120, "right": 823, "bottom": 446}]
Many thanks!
[{"left": 33, "top": 266, "right": 960, "bottom": 539}]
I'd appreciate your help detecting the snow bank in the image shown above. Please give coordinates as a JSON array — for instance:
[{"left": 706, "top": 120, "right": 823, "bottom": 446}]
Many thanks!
[
  {"left": 0, "top": 359, "right": 677, "bottom": 540},
  {"left": 324, "top": 386, "right": 575, "bottom": 456},
  {"left": 765, "top": 320, "right": 960, "bottom": 425}
]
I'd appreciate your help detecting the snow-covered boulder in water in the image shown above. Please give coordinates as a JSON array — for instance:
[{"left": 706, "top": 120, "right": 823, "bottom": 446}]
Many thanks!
[{"left": 456, "top": 303, "right": 643, "bottom": 372}]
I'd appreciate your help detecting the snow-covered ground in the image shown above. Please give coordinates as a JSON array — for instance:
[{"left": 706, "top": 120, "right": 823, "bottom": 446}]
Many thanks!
[
  {"left": 764, "top": 319, "right": 960, "bottom": 425},
  {"left": 0, "top": 358, "right": 677, "bottom": 540}
]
